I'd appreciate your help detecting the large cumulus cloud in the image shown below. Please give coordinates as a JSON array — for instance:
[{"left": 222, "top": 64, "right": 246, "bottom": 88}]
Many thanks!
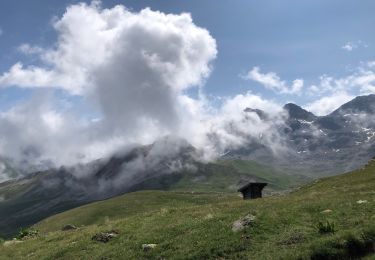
[
  {"left": 0, "top": 1, "right": 216, "bottom": 132},
  {"left": 0, "top": 1, "right": 287, "bottom": 174}
]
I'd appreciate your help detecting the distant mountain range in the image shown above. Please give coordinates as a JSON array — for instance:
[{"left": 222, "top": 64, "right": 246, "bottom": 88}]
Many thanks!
[
  {"left": 0, "top": 136, "right": 307, "bottom": 237},
  {"left": 225, "top": 94, "right": 375, "bottom": 176}
]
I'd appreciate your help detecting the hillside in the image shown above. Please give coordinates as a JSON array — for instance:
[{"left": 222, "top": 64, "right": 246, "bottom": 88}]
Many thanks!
[
  {"left": 1, "top": 159, "right": 374, "bottom": 259},
  {"left": 0, "top": 158, "right": 306, "bottom": 238}
]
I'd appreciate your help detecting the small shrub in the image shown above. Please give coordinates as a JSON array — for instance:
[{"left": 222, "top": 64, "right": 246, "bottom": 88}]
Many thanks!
[
  {"left": 17, "top": 228, "right": 38, "bottom": 240},
  {"left": 317, "top": 221, "right": 336, "bottom": 234},
  {"left": 345, "top": 234, "right": 366, "bottom": 257},
  {"left": 310, "top": 230, "right": 375, "bottom": 260},
  {"left": 310, "top": 237, "right": 346, "bottom": 260},
  {"left": 310, "top": 244, "right": 345, "bottom": 260},
  {"left": 361, "top": 227, "right": 375, "bottom": 253}
]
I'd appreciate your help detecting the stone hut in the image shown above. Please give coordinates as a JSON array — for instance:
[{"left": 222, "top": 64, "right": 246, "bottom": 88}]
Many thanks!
[{"left": 238, "top": 182, "right": 267, "bottom": 199}]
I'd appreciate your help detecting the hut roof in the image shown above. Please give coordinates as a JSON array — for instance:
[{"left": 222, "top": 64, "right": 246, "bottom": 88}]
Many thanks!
[{"left": 237, "top": 182, "right": 267, "bottom": 192}]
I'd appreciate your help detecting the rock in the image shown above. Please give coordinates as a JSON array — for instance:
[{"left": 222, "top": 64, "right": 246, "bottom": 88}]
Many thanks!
[
  {"left": 92, "top": 230, "right": 119, "bottom": 243},
  {"left": 321, "top": 209, "right": 333, "bottom": 213},
  {"left": 204, "top": 213, "right": 213, "bottom": 220},
  {"left": 142, "top": 243, "right": 157, "bottom": 251},
  {"left": 3, "top": 239, "right": 23, "bottom": 247},
  {"left": 357, "top": 200, "right": 368, "bottom": 204},
  {"left": 62, "top": 224, "right": 77, "bottom": 231},
  {"left": 232, "top": 214, "right": 256, "bottom": 232}
]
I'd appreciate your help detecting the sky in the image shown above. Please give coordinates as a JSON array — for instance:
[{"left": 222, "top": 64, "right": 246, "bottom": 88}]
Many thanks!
[
  {"left": 0, "top": 0, "right": 374, "bottom": 169},
  {"left": 0, "top": 1, "right": 375, "bottom": 112}
]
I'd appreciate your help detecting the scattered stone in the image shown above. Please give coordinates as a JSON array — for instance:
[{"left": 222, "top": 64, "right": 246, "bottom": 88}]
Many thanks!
[
  {"left": 232, "top": 214, "right": 256, "bottom": 232},
  {"left": 92, "top": 230, "right": 119, "bottom": 243},
  {"left": 142, "top": 243, "right": 157, "bottom": 252},
  {"left": 321, "top": 209, "right": 333, "bottom": 213},
  {"left": 3, "top": 239, "right": 23, "bottom": 247},
  {"left": 241, "top": 234, "right": 251, "bottom": 241},
  {"left": 357, "top": 200, "right": 368, "bottom": 204},
  {"left": 160, "top": 208, "right": 169, "bottom": 215},
  {"left": 62, "top": 224, "right": 77, "bottom": 231},
  {"left": 277, "top": 231, "right": 305, "bottom": 245}
]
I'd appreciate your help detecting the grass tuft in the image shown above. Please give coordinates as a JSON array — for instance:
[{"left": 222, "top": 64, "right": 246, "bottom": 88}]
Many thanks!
[{"left": 317, "top": 221, "right": 336, "bottom": 234}]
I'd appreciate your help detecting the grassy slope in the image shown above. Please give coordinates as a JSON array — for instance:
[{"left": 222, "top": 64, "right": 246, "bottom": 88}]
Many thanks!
[
  {"left": 218, "top": 159, "right": 308, "bottom": 189},
  {"left": 0, "top": 161, "right": 374, "bottom": 259},
  {"left": 127, "top": 160, "right": 309, "bottom": 193},
  {"left": 0, "top": 160, "right": 308, "bottom": 238}
]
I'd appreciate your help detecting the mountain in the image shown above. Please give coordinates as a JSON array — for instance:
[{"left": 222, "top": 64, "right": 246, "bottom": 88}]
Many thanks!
[
  {"left": 0, "top": 159, "right": 20, "bottom": 183},
  {"left": 0, "top": 136, "right": 307, "bottom": 238},
  {"left": 331, "top": 94, "right": 375, "bottom": 115},
  {"left": 284, "top": 103, "right": 317, "bottom": 121},
  {"left": 243, "top": 107, "right": 269, "bottom": 120},
  {"left": 227, "top": 94, "right": 375, "bottom": 176},
  {"left": 1, "top": 94, "right": 375, "bottom": 237},
  {"left": 1, "top": 158, "right": 374, "bottom": 259}
]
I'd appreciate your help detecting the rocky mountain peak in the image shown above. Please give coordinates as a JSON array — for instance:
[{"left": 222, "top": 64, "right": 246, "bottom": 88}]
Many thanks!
[
  {"left": 243, "top": 108, "right": 268, "bottom": 120},
  {"left": 283, "top": 103, "right": 316, "bottom": 121},
  {"left": 330, "top": 94, "right": 375, "bottom": 116}
]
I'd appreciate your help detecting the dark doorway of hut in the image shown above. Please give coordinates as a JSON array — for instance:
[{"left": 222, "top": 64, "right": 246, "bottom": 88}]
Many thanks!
[{"left": 238, "top": 182, "right": 267, "bottom": 199}]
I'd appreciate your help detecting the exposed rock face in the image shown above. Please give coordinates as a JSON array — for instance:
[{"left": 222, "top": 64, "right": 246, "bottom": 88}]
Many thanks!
[{"left": 284, "top": 103, "right": 317, "bottom": 122}]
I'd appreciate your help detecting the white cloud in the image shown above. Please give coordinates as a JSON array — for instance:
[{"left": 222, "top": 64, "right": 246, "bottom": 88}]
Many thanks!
[
  {"left": 342, "top": 42, "right": 355, "bottom": 51},
  {"left": 186, "top": 92, "right": 287, "bottom": 159},
  {"left": 0, "top": 2, "right": 217, "bottom": 96},
  {"left": 1, "top": 2, "right": 287, "bottom": 171},
  {"left": 18, "top": 44, "right": 43, "bottom": 55},
  {"left": 0, "top": 1, "right": 219, "bottom": 168},
  {"left": 219, "top": 92, "right": 282, "bottom": 115},
  {"left": 306, "top": 92, "right": 354, "bottom": 116},
  {"left": 341, "top": 41, "right": 368, "bottom": 52},
  {"left": 307, "top": 66, "right": 375, "bottom": 96},
  {"left": 244, "top": 67, "right": 303, "bottom": 94},
  {"left": 367, "top": 61, "right": 375, "bottom": 68}
]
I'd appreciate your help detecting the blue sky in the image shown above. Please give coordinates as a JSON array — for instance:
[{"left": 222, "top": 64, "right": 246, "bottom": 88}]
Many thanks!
[
  {"left": 0, "top": 0, "right": 375, "bottom": 167},
  {"left": 0, "top": 0, "right": 374, "bottom": 113}
]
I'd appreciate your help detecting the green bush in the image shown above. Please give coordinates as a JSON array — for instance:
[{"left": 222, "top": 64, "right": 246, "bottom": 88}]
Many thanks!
[
  {"left": 310, "top": 230, "right": 375, "bottom": 260},
  {"left": 361, "top": 227, "right": 375, "bottom": 254},
  {"left": 345, "top": 234, "right": 366, "bottom": 257},
  {"left": 310, "top": 244, "right": 345, "bottom": 260},
  {"left": 317, "top": 221, "right": 336, "bottom": 234},
  {"left": 17, "top": 228, "right": 38, "bottom": 240}
]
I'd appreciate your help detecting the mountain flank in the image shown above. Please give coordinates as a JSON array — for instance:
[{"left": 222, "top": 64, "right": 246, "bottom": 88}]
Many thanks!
[{"left": 1, "top": 158, "right": 374, "bottom": 259}]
